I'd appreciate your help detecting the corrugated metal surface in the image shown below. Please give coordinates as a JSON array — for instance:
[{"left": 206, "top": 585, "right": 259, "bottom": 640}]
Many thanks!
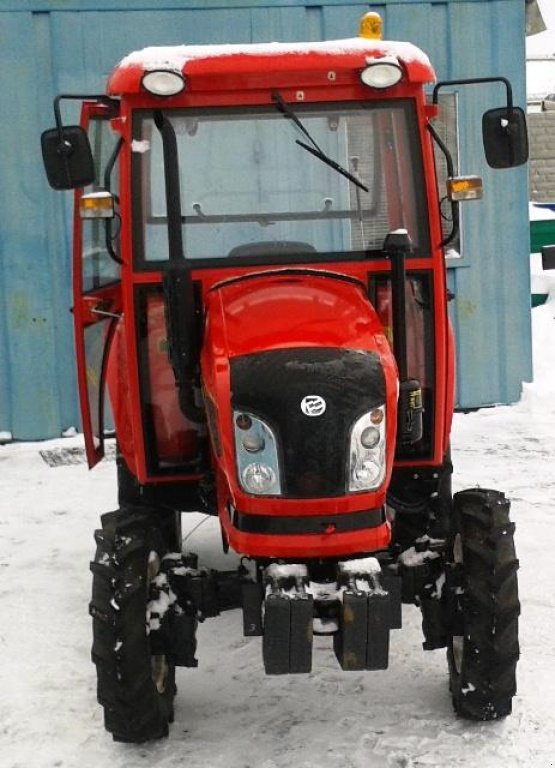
[{"left": 0, "top": 0, "right": 530, "bottom": 438}]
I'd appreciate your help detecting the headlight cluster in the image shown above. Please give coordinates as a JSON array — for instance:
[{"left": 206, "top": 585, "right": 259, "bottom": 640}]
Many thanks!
[
  {"left": 348, "top": 406, "right": 387, "bottom": 492},
  {"left": 233, "top": 411, "right": 281, "bottom": 496},
  {"left": 233, "top": 406, "right": 386, "bottom": 498}
]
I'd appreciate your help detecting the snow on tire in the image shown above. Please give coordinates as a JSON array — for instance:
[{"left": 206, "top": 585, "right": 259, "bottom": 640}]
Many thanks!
[{"left": 446, "top": 488, "right": 520, "bottom": 720}]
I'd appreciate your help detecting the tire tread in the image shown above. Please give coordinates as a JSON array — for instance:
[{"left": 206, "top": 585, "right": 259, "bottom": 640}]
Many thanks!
[
  {"left": 448, "top": 488, "right": 520, "bottom": 721},
  {"left": 90, "top": 509, "right": 176, "bottom": 743}
]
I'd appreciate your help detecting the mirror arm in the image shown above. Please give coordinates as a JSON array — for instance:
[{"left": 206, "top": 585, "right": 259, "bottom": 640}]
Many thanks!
[
  {"left": 432, "top": 78, "right": 517, "bottom": 164},
  {"left": 104, "top": 137, "right": 124, "bottom": 266},
  {"left": 427, "top": 123, "right": 460, "bottom": 248},
  {"left": 53, "top": 94, "right": 118, "bottom": 137},
  {"left": 103, "top": 136, "right": 123, "bottom": 192},
  {"left": 432, "top": 77, "right": 513, "bottom": 113},
  {"left": 51, "top": 95, "right": 123, "bottom": 258},
  {"left": 52, "top": 94, "right": 119, "bottom": 186}
]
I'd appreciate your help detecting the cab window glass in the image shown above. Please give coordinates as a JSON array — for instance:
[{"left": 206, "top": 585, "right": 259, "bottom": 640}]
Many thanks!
[
  {"left": 82, "top": 118, "right": 121, "bottom": 292},
  {"left": 132, "top": 100, "right": 430, "bottom": 265}
]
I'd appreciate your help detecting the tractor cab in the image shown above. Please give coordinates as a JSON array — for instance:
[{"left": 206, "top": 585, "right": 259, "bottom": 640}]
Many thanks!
[{"left": 42, "top": 12, "right": 526, "bottom": 743}]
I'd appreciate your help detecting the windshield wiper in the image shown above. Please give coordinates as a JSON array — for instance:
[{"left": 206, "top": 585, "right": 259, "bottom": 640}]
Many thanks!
[{"left": 272, "top": 91, "right": 369, "bottom": 193}]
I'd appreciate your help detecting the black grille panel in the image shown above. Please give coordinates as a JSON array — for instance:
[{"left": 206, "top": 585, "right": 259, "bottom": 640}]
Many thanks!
[{"left": 231, "top": 348, "right": 385, "bottom": 498}]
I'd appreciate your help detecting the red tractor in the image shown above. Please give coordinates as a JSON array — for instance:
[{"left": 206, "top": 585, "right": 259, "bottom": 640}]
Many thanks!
[{"left": 42, "top": 12, "right": 526, "bottom": 743}]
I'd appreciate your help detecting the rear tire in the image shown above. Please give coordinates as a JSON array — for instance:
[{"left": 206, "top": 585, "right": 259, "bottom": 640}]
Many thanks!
[
  {"left": 446, "top": 489, "right": 520, "bottom": 720},
  {"left": 90, "top": 508, "right": 177, "bottom": 742}
]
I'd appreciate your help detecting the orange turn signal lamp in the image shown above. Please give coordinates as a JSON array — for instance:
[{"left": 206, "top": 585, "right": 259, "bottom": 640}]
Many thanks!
[
  {"left": 447, "top": 176, "right": 483, "bottom": 202},
  {"left": 80, "top": 190, "right": 115, "bottom": 219}
]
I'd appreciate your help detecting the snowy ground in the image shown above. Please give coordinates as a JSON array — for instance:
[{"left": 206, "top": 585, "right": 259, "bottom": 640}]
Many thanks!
[{"left": 1, "top": 296, "right": 555, "bottom": 768}]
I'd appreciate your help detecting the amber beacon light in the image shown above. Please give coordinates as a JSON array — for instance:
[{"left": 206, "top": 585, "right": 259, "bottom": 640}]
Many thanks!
[{"left": 359, "top": 11, "right": 383, "bottom": 40}]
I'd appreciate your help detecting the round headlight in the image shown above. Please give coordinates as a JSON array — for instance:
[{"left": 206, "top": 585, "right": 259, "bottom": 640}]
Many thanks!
[
  {"left": 352, "top": 459, "right": 381, "bottom": 487},
  {"left": 348, "top": 406, "right": 386, "bottom": 492},
  {"left": 242, "top": 463, "right": 277, "bottom": 494},
  {"left": 360, "top": 61, "right": 403, "bottom": 89},
  {"left": 142, "top": 70, "right": 186, "bottom": 97},
  {"left": 360, "top": 425, "right": 380, "bottom": 449}
]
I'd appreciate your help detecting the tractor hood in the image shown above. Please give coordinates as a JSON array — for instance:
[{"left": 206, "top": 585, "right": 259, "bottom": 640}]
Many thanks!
[
  {"left": 203, "top": 269, "right": 391, "bottom": 358},
  {"left": 201, "top": 269, "right": 399, "bottom": 508}
]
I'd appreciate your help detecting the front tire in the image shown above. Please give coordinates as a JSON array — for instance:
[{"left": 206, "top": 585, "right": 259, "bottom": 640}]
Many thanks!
[
  {"left": 90, "top": 508, "right": 177, "bottom": 742},
  {"left": 446, "top": 489, "right": 520, "bottom": 720}
]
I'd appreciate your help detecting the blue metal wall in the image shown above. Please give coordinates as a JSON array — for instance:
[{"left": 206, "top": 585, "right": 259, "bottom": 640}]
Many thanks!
[{"left": 0, "top": 0, "right": 530, "bottom": 439}]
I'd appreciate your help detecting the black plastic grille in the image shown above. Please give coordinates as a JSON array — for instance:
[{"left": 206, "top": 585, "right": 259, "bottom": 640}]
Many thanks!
[{"left": 231, "top": 347, "right": 385, "bottom": 498}]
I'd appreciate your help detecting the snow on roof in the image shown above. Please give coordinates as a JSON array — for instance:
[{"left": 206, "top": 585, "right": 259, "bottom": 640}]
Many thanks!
[{"left": 118, "top": 37, "right": 432, "bottom": 72}]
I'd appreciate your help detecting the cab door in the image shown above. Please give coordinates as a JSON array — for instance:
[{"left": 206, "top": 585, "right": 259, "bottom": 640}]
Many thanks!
[{"left": 73, "top": 101, "right": 122, "bottom": 467}]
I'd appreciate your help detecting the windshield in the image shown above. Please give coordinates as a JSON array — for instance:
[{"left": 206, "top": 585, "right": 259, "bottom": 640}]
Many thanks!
[{"left": 132, "top": 100, "right": 429, "bottom": 265}]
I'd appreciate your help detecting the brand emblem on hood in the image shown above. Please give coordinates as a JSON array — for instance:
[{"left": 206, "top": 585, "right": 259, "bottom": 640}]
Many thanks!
[{"left": 301, "top": 395, "right": 327, "bottom": 417}]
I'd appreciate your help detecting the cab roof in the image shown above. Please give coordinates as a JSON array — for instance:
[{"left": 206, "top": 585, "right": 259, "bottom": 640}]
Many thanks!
[{"left": 107, "top": 37, "right": 436, "bottom": 97}]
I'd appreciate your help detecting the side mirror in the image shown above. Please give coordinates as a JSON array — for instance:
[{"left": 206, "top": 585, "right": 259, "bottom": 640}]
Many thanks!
[
  {"left": 41, "top": 126, "right": 95, "bottom": 190},
  {"left": 482, "top": 107, "right": 529, "bottom": 169}
]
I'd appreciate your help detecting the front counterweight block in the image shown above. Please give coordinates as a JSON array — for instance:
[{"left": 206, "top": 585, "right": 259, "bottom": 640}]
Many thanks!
[
  {"left": 334, "top": 591, "right": 368, "bottom": 670},
  {"left": 263, "top": 594, "right": 314, "bottom": 674},
  {"left": 289, "top": 597, "right": 314, "bottom": 673},
  {"left": 334, "top": 558, "right": 399, "bottom": 671},
  {"left": 262, "top": 564, "right": 314, "bottom": 674},
  {"left": 334, "top": 590, "right": 391, "bottom": 671},
  {"left": 263, "top": 594, "right": 291, "bottom": 674},
  {"left": 366, "top": 592, "right": 390, "bottom": 670}
]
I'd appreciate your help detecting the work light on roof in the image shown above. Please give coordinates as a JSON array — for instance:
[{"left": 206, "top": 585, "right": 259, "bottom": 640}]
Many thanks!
[
  {"left": 142, "top": 69, "right": 185, "bottom": 97},
  {"left": 360, "top": 58, "right": 403, "bottom": 89}
]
